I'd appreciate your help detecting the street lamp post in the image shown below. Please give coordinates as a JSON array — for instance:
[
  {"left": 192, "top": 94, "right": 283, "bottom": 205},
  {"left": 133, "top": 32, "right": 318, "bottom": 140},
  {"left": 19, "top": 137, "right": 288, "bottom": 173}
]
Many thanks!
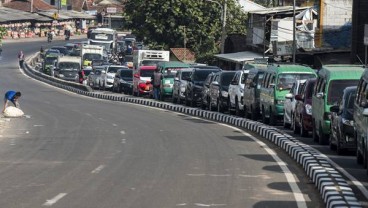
[{"left": 206, "top": 0, "right": 227, "bottom": 54}]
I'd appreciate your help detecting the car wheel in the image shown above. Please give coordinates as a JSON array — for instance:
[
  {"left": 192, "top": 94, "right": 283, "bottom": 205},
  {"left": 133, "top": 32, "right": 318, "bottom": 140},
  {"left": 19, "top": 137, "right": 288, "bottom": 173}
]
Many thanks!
[
  {"left": 312, "top": 119, "right": 319, "bottom": 143},
  {"left": 283, "top": 111, "right": 289, "bottom": 128},
  {"left": 269, "top": 108, "right": 276, "bottom": 126},
  {"left": 172, "top": 95, "right": 177, "bottom": 104},
  {"left": 318, "top": 123, "right": 329, "bottom": 145},
  {"left": 300, "top": 116, "right": 308, "bottom": 137},
  {"left": 235, "top": 98, "right": 243, "bottom": 116},
  {"left": 357, "top": 146, "right": 363, "bottom": 165},
  {"left": 262, "top": 106, "right": 269, "bottom": 124},
  {"left": 217, "top": 100, "right": 224, "bottom": 113},
  {"left": 336, "top": 137, "right": 343, "bottom": 155}
]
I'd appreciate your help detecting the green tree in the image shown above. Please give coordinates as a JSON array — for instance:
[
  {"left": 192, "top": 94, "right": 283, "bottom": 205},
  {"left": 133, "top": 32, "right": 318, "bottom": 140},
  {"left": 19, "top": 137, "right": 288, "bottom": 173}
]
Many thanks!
[
  {"left": 0, "top": 27, "right": 7, "bottom": 44},
  {"left": 124, "top": 0, "right": 247, "bottom": 56}
]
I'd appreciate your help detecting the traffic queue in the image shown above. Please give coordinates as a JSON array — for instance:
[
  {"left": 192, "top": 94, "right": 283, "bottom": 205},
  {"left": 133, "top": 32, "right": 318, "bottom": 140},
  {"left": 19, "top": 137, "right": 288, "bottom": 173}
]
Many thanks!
[{"left": 38, "top": 27, "right": 368, "bottom": 176}]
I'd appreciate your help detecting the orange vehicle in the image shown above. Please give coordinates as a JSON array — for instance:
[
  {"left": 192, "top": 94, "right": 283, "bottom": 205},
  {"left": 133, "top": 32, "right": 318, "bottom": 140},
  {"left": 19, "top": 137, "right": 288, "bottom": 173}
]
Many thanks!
[{"left": 132, "top": 65, "right": 156, "bottom": 96}]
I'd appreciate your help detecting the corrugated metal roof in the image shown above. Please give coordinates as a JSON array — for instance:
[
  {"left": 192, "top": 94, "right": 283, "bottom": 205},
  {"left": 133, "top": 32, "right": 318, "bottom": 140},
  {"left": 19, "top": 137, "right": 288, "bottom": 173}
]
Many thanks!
[
  {"left": 37, "top": 9, "right": 96, "bottom": 20},
  {"left": 0, "top": 7, "right": 52, "bottom": 22},
  {"left": 249, "top": 6, "right": 310, "bottom": 15},
  {"left": 238, "top": 0, "right": 265, "bottom": 12},
  {"left": 214, "top": 51, "right": 266, "bottom": 63}
]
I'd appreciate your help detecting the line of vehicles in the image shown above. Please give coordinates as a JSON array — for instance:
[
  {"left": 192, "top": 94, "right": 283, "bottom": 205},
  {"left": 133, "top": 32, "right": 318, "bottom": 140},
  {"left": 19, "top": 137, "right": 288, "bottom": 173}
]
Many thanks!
[
  {"left": 87, "top": 59, "right": 368, "bottom": 175},
  {"left": 37, "top": 27, "right": 368, "bottom": 175}
]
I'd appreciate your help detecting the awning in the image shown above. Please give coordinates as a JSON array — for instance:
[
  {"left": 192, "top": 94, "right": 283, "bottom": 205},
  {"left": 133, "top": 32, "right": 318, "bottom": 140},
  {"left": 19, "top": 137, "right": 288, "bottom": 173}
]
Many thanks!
[
  {"left": 0, "top": 7, "right": 53, "bottom": 23},
  {"left": 214, "top": 51, "right": 266, "bottom": 63}
]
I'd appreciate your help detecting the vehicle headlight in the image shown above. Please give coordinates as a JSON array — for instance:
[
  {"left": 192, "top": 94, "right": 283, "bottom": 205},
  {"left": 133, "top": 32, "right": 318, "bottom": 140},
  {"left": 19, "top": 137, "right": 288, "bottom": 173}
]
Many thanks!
[
  {"left": 276, "top": 100, "right": 284, "bottom": 105},
  {"left": 180, "top": 86, "right": 186, "bottom": 92},
  {"left": 342, "top": 118, "right": 354, "bottom": 126},
  {"left": 221, "top": 91, "right": 229, "bottom": 97},
  {"left": 59, "top": 74, "right": 64, "bottom": 77},
  {"left": 305, "top": 104, "right": 312, "bottom": 115}
]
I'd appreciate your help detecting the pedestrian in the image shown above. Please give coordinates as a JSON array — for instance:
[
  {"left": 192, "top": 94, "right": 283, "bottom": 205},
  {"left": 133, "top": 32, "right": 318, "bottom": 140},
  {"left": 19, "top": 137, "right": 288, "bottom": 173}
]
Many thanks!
[
  {"left": 151, "top": 68, "right": 162, "bottom": 100},
  {"left": 18, "top": 51, "right": 24, "bottom": 69},
  {"left": 2, "top": 91, "right": 21, "bottom": 113},
  {"left": 78, "top": 69, "right": 85, "bottom": 84}
]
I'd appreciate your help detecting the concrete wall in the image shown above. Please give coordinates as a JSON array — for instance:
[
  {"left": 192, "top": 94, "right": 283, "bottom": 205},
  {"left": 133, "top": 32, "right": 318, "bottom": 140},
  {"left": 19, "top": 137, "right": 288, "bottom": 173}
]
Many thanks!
[{"left": 320, "top": 0, "right": 353, "bottom": 49}]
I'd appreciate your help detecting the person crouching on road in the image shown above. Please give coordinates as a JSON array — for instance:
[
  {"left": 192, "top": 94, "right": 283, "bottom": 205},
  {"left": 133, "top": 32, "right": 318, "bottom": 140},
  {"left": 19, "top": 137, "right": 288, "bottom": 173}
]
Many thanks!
[{"left": 2, "top": 91, "right": 21, "bottom": 113}]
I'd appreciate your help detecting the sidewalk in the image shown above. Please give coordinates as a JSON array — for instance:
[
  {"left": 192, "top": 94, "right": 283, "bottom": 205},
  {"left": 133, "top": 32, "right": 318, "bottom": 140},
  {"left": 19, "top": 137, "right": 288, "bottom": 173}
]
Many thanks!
[{"left": 2, "top": 34, "right": 87, "bottom": 43}]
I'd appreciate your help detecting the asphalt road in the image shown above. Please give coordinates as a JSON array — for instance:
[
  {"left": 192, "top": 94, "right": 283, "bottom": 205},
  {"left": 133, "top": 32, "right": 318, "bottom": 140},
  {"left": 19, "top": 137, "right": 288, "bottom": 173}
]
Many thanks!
[{"left": 0, "top": 40, "right": 324, "bottom": 207}]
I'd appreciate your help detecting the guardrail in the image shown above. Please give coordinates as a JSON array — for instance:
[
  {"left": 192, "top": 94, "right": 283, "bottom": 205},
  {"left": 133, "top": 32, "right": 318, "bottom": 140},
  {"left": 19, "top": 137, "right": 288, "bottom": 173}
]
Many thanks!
[{"left": 24, "top": 54, "right": 362, "bottom": 208}]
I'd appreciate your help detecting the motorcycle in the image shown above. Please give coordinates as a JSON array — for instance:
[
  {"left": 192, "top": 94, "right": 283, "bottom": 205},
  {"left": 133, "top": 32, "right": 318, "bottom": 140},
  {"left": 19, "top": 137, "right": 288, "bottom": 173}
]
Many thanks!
[
  {"left": 65, "top": 30, "right": 70, "bottom": 41},
  {"left": 47, "top": 33, "right": 53, "bottom": 42}
]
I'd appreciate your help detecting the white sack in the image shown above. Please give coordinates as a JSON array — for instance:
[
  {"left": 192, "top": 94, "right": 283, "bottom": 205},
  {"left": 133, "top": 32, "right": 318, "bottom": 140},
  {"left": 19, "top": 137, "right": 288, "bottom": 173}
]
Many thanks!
[{"left": 3, "top": 106, "right": 24, "bottom": 118}]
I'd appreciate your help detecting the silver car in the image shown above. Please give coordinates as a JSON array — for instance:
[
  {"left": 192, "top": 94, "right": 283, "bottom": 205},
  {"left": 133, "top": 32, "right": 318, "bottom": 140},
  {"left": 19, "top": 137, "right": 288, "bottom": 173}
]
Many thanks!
[
  {"left": 283, "top": 79, "right": 306, "bottom": 128},
  {"left": 87, "top": 65, "right": 106, "bottom": 89},
  {"left": 172, "top": 69, "right": 192, "bottom": 104}
]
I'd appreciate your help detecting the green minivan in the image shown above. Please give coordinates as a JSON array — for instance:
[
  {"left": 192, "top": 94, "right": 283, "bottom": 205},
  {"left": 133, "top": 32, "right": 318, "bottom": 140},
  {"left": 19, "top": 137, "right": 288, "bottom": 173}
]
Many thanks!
[
  {"left": 157, "top": 61, "right": 190, "bottom": 101},
  {"left": 312, "top": 65, "right": 364, "bottom": 145},
  {"left": 259, "top": 64, "right": 316, "bottom": 125}
]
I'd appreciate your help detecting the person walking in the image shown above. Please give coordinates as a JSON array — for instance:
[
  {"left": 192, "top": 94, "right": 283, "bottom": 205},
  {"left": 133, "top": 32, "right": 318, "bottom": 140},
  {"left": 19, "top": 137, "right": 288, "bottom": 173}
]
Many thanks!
[
  {"left": 151, "top": 68, "right": 162, "bottom": 100},
  {"left": 2, "top": 91, "right": 21, "bottom": 113},
  {"left": 18, "top": 51, "right": 24, "bottom": 69}
]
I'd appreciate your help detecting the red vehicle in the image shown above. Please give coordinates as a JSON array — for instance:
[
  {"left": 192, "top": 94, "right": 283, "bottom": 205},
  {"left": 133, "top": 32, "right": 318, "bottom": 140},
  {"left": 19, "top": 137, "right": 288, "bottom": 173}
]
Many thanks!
[
  {"left": 293, "top": 78, "right": 316, "bottom": 137},
  {"left": 132, "top": 65, "right": 156, "bottom": 96}
]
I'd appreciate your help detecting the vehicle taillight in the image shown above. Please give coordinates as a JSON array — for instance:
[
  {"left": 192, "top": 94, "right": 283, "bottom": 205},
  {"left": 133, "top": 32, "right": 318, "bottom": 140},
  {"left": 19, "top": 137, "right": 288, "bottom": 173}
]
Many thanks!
[{"left": 139, "top": 83, "right": 146, "bottom": 89}]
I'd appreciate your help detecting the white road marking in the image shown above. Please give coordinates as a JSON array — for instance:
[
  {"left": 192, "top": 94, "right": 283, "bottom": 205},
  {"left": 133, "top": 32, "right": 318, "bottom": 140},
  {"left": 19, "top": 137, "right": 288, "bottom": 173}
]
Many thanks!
[
  {"left": 219, "top": 123, "right": 307, "bottom": 208},
  {"left": 121, "top": 139, "right": 126, "bottom": 144},
  {"left": 43, "top": 193, "right": 67, "bottom": 206},
  {"left": 24, "top": 115, "right": 31, "bottom": 118},
  {"left": 33, "top": 125, "right": 44, "bottom": 127},
  {"left": 91, "top": 165, "right": 105, "bottom": 174},
  {"left": 194, "top": 203, "right": 226, "bottom": 207},
  {"left": 26, "top": 131, "right": 29, "bottom": 134},
  {"left": 112, "top": 123, "right": 117, "bottom": 127},
  {"left": 176, "top": 203, "right": 187, "bottom": 206},
  {"left": 120, "top": 130, "right": 126, "bottom": 135},
  {"left": 186, "top": 174, "right": 206, "bottom": 176}
]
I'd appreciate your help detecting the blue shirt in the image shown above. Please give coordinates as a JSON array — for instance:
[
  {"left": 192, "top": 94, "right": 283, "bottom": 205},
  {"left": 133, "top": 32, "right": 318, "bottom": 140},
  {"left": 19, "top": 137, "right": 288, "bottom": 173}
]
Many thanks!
[{"left": 5, "top": 91, "right": 16, "bottom": 102}]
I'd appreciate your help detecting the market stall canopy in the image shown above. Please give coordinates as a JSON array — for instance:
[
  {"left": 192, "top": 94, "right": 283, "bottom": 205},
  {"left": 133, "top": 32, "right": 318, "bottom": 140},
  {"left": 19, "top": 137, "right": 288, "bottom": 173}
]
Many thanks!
[
  {"left": 214, "top": 51, "right": 266, "bottom": 63},
  {"left": 0, "top": 7, "right": 52, "bottom": 23},
  {"left": 238, "top": 0, "right": 265, "bottom": 13}
]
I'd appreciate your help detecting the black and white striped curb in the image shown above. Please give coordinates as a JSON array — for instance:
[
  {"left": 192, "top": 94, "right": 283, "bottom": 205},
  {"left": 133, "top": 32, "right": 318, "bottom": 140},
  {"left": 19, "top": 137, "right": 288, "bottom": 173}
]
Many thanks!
[{"left": 25, "top": 56, "right": 362, "bottom": 208}]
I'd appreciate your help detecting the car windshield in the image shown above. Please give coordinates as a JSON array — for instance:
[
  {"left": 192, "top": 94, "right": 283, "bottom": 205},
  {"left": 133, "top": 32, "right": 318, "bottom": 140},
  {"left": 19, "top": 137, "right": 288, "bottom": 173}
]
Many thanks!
[
  {"left": 83, "top": 54, "right": 102, "bottom": 61},
  {"left": 141, "top": 60, "right": 164, "bottom": 66},
  {"left": 182, "top": 71, "right": 191, "bottom": 80},
  {"left": 221, "top": 72, "right": 236, "bottom": 86},
  {"left": 277, "top": 73, "right": 316, "bottom": 91},
  {"left": 140, "top": 70, "right": 154, "bottom": 77},
  {"left": 108, "top": 67, "right": 124, "bottom": 73},
  {"left": 327, "top": 80, "right": 359, "bottom": 105},
  {"left": 344, "top": 92, "right": 356, "bottom": 119},
  {"left": 120, "top": 70, "right": 132, "bottom": 78},
  {"left": 193, "top": 70, "right": 219, "bottom": 82},
  {"left": 59, "top": 62, "right": 80, "bottom": 70},
  {"left": 45, "top": 57, "right": 57, "bottom": 65}
]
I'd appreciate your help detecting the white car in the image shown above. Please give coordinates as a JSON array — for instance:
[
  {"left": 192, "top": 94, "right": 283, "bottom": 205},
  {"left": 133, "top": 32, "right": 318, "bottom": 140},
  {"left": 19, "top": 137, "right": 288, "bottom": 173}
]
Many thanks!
[
  {"left": 283, "top": 79, "right": 306, "bottom": 128},
  {"left": 228, "top": 70, "right": 249, "bottom": 116},
  {"left": 100, "top": 65, "right": 127, "bottom": 90}
]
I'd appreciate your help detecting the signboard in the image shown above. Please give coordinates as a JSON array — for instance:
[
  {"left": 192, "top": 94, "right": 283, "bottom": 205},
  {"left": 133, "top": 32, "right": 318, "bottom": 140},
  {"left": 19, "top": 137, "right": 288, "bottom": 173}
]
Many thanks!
[
  {"left": 61, "top": 0, "right": 67, "bottom": 6},
  {"left": 365, "top": 24, "right": 368, "bottom": 46},
  {"left": 106, "top": 7, "right": 117, "bottom": 14},
  {"left": 272, "top": 41, "right": 293, "bottom": 56}
]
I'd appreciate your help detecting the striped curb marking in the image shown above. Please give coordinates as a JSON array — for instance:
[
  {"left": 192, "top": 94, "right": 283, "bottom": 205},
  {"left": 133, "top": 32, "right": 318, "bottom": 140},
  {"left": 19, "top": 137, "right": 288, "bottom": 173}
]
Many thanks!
[{"left": 24, "top": 57, "right": 362, "bottom": 208}]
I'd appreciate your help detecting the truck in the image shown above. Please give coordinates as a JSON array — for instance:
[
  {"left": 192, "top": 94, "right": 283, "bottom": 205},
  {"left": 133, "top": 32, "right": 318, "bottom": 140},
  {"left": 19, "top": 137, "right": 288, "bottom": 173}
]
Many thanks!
[
  {"left": 80, "top": 45, "right": 104, "bottom": 67},
  {"left": 88, "top": 28, "right": 117, "bottom": 54},
  {"left": 132, "top": 50, "right": 170, "bottom": 70},
  {"left": 53, "top": 56, "right": 81, "bottom": 82}
]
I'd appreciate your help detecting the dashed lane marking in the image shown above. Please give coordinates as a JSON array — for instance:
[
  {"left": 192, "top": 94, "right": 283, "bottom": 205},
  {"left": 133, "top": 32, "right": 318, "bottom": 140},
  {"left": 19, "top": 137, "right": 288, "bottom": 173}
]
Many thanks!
[{"left": 43, "top": 193, "right": 67, "bottom": 206}]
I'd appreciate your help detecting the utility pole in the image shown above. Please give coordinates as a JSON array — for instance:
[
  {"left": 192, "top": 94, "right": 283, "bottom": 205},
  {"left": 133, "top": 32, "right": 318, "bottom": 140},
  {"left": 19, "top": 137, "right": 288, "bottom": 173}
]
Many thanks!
[
  {"left": 292, "top": 0, "right": 296, "bottom": 64},
  {"left": 183, "top": 26, "right": 186, "bottom": 62}
]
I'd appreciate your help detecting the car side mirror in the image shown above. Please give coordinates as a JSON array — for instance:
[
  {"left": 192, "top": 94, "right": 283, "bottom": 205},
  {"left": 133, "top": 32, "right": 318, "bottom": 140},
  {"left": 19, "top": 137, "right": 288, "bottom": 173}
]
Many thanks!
[
  {"left": 316, "top": 92, "right": 324, "bottom": 99},
  {"left": 212, "top": 81, "right": 219, "bottom": 86},
  {"left": 330, "top": 105, "right": 340, "bottom": 113},
  {"left": 294, "top": 95, "right": 303, "bottom": 101},
  {"left": 285, "top": 93, "right": 293, "bottom": 99},
  {"left": 363, "top": 108, "right": 368, "bottom": 117}
]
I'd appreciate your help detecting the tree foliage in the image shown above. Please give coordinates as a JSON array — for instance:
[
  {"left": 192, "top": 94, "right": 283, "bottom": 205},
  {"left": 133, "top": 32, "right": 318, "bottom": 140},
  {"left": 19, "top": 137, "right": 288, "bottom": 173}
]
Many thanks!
[
  {"left": 124, "top": 0, "right": 247, "bottom": 55},
  {"left": 0, "top": 27, "right": 7, "bottom": 43}
]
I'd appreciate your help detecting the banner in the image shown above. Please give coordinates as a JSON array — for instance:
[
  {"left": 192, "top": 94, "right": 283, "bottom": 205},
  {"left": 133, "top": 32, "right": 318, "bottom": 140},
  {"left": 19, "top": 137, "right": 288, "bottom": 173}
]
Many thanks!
[{"left": 61, "top": 0, "right": 67, "bottom": 6}]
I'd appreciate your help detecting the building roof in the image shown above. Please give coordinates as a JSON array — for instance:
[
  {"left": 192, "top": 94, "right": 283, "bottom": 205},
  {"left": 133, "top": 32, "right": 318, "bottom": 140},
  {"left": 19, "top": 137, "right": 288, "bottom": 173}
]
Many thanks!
[
  {"left": 249, "top": 6, "right": 310, "bottom": 15},
  {"left": 170, "top": 48, "right": 196, "bottom": 63},
  {"left": 0, "top": 6, "right": 52, "bottom": 23},
  {"left": 3, "top": 0, "right": 55, "bottom": 12},
  {"left": 238, "top": 0, "right": 265, "bottom": 13},
  {"left": 37, "top": 9, "right": 95, "bottom": 20},
  {"left": 214, "top": 51, "right": 265, "bottom": 63},
  {"left": 71, "top": 0, "right": 87, "bottom": 12}
]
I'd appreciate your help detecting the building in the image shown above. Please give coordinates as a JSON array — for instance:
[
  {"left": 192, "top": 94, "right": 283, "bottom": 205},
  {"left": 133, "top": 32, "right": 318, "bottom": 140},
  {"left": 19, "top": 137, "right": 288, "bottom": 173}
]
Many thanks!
[
  {"left": 351, "top": 0, "right": 368, "bottom": 64},
  {"left": 3, "top": 0, "right": 55, "bottom": 12}
]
